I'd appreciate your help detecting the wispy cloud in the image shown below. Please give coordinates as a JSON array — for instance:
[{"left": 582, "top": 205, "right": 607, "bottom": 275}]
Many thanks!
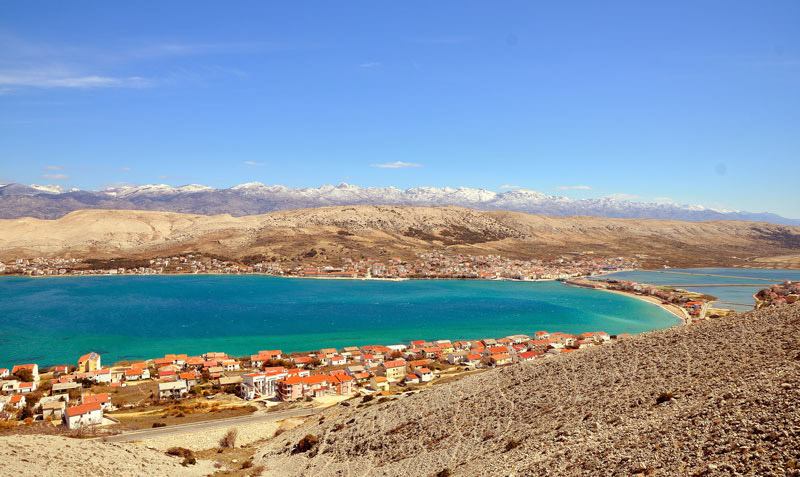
[
  {"left": 359, "top": 62, "right": 381, "bottom": 68},
  {"left": 42, "top": 165, "right": 64, "bottom": 170},
  {"left": 0, "top": 34, "right": 301, "bottom": 93},
  {"left": 79, "top": 166, "right": 133, "bottom": 172},
  {"left": 0, "top": 70, "right": 152, "bottom": 90},
  {"left": 653, "top": 196, "right": 674, "bottom": 203},
  {"left": 371, "top": 161, "right": 422, "bottom": 169},
  {"left": 500, "top": 185, "right": 521, "bottom": 190},
  {"left": 41, "top": 173, "right": 69, "bottom": 180},
  {"left": 555, "top": 185, "right": 592, "bottom": 191},
  {"left": 243, "top": 161, "right": 265, "bottom": 167}
]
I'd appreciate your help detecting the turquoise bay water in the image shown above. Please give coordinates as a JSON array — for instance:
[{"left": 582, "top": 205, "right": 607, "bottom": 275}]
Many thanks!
[
  {"left": 0, "top": 276, "right": 680, "bottom": 367},
  {"left": 600, "top": 268, "right": 800, "bottom": 311}
]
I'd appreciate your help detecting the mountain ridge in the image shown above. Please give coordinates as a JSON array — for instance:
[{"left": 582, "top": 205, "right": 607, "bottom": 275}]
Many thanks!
[
  {"left": 1, "top": 206, "right": 799, "bottom": 268},
  {"left": 1, "top": 182, "right": 797, "bottom": 225}
]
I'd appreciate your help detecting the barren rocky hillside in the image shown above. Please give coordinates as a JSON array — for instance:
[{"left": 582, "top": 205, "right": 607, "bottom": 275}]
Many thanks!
[
  {"left": 1, "top": 206, "right": 799, "bottom": 268},
  {"left": 255, "top": 303, "right": 800, "bottom": 476},
  {"left": 0, "top": 435, "right": 214, "bottom": 476}
]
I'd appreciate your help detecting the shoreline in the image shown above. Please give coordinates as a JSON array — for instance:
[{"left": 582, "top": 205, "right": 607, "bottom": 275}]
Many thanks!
[{"left": 588, "top": 286, "right": 690, "bottom": 323}]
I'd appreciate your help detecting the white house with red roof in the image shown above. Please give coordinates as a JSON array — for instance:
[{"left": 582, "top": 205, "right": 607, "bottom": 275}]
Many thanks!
[
  {"left": 414, "top": 367, "right": 434, "bottom": 382},
  {"left": 377, "top": 359, "right": 406, "bottom": 383},
  {"left": 17, "top": 381, "right": 36, "bottom": 394},
  {"left": 0, "top": 368, "right": 9, "bottom": 379},
  {"left": 82, "top": 393, "right": 112, "bottom": 411},
  {"left": 0, "top": 394, "right": 26, "bottom": 409},
  {"left": 241, "top": 369, "right": 289, "bottom": 400},
  {"left": 11, "top": 364, "right": 39, "bottom": 381},
  {"left": 65, "top": 402, "right": 103, "bottom": 429},
  {"left": 464, "top": 354, "right": 482, "bottom": 367}
]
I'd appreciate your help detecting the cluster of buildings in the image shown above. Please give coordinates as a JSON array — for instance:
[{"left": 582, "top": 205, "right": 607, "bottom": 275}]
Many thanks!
[
  {"left": 298, "top": 253, "right": 638, "bottom": 280},
  {"left": 568, "top": 278, "right": 710, "bottom": 316},
  {"left": 1, "top": 327, "right": 623, "bottom": 430},
  {"left": 0, "top": 355, "right": 113, "bottom": 430},
  {"left": 0, "top": 255, "right": 246, "bottom": 276},
  {"left": 754, "top": 281, "right": 800, "bottom": 308},
  {"left": 1, "top": 252, "right": 637, "bottom": 281}
]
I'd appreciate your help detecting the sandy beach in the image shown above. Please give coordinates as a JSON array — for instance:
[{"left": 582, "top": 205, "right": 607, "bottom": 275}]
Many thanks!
[{"left": 595, "top": 287, "right": 690, "bottom": 323}]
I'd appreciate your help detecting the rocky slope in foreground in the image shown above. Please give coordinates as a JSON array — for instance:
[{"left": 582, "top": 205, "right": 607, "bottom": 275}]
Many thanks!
[
  {"left": 0, "top": 435, "right": 214, "bottom": 476},
  {"left": 256, "top": 304, "right": 800, "bottom": 476}
]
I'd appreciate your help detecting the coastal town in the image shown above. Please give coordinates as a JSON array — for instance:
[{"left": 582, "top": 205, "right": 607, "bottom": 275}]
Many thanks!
[
  {"left": 0, "top": 270, "right": 791, "bottom": 438},
  {"left": 754, "top": 280, "right": 800, "bottom": 308},
  {"left": 564, "top": 277, "right": 730, "bottom": 322},
  {"left": 0, "top": 252, "right": 639, "bottom": 281},
  {"left": 1, "top": 327, "right": 627, "bottom": 433}
]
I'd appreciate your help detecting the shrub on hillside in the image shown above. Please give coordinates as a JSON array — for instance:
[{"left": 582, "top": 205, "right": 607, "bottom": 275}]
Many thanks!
[
  {"left": 219, "top": 429, "right": 238, "bottom": 448},
  {"left": 293, "top": 434, "right": 319, "bottom": 454}
]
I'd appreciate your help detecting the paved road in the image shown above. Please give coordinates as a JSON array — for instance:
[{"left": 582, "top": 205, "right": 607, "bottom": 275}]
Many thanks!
[{"left": 100, "top": 407, "right": 318, "bottom": 443}]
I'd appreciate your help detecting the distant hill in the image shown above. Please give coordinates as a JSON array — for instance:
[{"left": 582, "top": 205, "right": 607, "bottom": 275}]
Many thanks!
[
  {"left": 1, "top": 182, "right": 798, "bottom": 226},
  {"left": 253, "top": 302, "right": 800, "bottom": 476},
  {"left": 1, "top": 206, "right": 799, "bottom": 268}
]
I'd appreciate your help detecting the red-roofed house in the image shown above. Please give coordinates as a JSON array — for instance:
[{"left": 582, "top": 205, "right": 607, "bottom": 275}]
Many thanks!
[
  {"left": 65, "top": 402, "right": 103, "bottom": 429},
  {"left": 179, "top": 372, "right": 197, "bottom": 388},
  {"left": 330, "top": 374, "right": 354, "bottom": 395},
  {"left": 241, "top": 370, "right": 289, "bottom": 400},
  {"left": 277, "top": 375, "right": 333, "bottom": 401},
  {"left": 485, "top": 346, "right": 509, "bottom": 356},
  {"left": 292, "top": 356, "right": 313, "bottom": 368},
  {"left": 82, "top": 393, "right": 112, "bottom": 410},
  {"left": 8, "top": 394, "right": 25, "bottom": 408},
  {"left": 258, "top": 350, "right": 282, "bottom": 360},
  {"left": 464, "top": 354, "right": 482, "bottom": 367},
  {"left": 11, "top": 364, "right": 39, "bottom": 381},
  {"left": 377, "top": 359, "right": 406, "bottom": 383},
  {"left": 50, "top": 365, "right": 69, "bottom": 375},
  {"left": 408, "top": 360, "right": 429, "bottom": 371},
  {"left": 77, "top": 352, "right": 101, "bottom": 373},
  {"left": 414, "top": 367, "right": 433, "bottom": 382},
  {"left": 490, "top": 353, "right": 512, "bottom": 366}
]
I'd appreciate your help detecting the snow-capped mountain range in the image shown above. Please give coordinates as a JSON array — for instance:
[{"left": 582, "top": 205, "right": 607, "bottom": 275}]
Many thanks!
[{"left": 0, "top": 182, "right": 797, "bottom": 225}]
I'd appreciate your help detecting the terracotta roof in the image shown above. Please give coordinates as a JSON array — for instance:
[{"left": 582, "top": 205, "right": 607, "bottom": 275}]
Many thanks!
[
  {"left": 65, "top": 402, "right": 102, "bottom": 417},
  {"left": 11, "top": 364, "right": 36, "bottom": 373},
  {"left": 78, "top": 352, "right": 100, "bottom": 363},
  {"left": 381, "top": 359, "right": 406, "bottom": 368},
  {"left": 83, "top": 393, "right": 110, "bottom": 404}
]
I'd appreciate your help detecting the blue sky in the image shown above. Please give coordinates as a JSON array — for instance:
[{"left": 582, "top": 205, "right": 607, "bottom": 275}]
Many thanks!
[{"left": 1, "top": 2, "right": 798, "bottom": 217}]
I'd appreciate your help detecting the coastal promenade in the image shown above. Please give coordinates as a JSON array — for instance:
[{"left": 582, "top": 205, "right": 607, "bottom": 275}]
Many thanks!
[{"left": 100, "top": 407, "right": 317, "bottom": 443}]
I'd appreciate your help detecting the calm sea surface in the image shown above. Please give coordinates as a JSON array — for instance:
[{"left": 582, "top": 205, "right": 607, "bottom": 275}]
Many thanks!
[
  {"left": 0, "top": 276, "right": 680, "bottom": 367},
  {"left": 600, "top": 268, "right": 800, "bottom": 311}
]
